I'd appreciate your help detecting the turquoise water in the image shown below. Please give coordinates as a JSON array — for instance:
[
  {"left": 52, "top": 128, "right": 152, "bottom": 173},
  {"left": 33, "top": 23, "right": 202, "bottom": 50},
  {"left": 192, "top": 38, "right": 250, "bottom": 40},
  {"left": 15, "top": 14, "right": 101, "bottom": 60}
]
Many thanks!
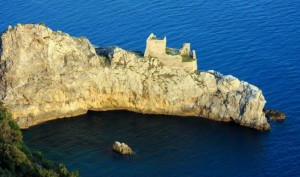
[{"left": 1, "top": 0, "right": 300, "bottom": 176}]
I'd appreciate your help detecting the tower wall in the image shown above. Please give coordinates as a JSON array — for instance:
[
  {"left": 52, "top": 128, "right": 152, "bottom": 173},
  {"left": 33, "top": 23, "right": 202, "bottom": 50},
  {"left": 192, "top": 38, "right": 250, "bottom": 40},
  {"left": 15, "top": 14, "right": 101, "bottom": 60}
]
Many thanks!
[
  {"left": 144, "top": 36, "right": 166, "bottom": 57},
  {"left": 179, "top": 43, "right": 191, "bottom": 56}
]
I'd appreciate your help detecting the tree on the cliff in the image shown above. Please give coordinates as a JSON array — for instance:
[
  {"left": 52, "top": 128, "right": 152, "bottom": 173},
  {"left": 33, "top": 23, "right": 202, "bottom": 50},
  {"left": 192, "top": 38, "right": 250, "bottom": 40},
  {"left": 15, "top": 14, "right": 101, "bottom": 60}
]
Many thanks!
[{"left": 0, "top": 102, "right": 79, "bottom": 177}]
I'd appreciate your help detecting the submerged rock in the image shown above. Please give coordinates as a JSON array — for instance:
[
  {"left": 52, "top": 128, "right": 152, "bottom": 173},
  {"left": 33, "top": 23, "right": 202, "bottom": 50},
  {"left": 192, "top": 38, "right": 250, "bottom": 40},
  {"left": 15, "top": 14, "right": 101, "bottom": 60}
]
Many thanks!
[
  {"left": 263, "top": 109, "right": 286, "bottom": 121},
  {"left": 0, "top": 24, "right": 270, "bottom": 130},
  {"left": 112, "top": 141, "right": 133, "bottom": 155}
]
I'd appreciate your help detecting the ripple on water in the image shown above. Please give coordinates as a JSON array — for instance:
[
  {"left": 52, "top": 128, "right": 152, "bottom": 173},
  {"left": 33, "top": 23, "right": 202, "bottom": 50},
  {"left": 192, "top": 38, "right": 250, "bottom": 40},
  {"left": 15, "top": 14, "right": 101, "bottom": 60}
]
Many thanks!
[{"left": 1, "top": 0, "right": 300, "bottom": 176}]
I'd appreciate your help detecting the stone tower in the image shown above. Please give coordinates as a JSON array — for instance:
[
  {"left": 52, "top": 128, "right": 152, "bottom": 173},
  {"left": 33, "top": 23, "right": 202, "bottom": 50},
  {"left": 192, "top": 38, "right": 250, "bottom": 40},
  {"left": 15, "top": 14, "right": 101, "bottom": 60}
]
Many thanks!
[
  {"left": 179, "top": 43, "right": 191, "bottom": 56},
  {"left": 144, "top": 33, "right": 166, "bottom": 58}
]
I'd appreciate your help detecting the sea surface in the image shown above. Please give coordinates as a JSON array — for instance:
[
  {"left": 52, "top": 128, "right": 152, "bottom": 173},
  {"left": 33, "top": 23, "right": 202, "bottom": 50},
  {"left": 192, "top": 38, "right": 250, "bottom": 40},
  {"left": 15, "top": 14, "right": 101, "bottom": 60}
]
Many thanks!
[{"left": 1, "top": 0, "right": 300, "bottom": 176}]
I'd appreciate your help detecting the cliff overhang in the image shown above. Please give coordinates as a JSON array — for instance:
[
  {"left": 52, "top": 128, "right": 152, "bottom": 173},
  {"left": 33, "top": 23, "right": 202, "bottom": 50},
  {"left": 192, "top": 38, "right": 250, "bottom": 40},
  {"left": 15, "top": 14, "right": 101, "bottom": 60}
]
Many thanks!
[{"left": 0, "top": 24, "right": 270, "bottom": 130}]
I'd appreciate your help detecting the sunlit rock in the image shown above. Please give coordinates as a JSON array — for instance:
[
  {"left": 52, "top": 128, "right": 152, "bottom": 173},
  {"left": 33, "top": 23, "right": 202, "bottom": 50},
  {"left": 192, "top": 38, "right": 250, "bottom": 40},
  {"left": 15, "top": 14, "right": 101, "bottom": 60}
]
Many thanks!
[{"left": 0, "top": 24, "right": 270, "bottom": 130}]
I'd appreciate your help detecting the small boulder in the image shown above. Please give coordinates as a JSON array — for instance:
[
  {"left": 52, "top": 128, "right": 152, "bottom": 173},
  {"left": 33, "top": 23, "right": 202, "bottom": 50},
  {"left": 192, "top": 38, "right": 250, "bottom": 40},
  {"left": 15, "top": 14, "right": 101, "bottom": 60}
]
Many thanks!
[
  {"left": 112, "top": 141, "right": 133, "bottom": 155},
  {"left": 263, "top": 109, "right": 286, "bottom": 121}
]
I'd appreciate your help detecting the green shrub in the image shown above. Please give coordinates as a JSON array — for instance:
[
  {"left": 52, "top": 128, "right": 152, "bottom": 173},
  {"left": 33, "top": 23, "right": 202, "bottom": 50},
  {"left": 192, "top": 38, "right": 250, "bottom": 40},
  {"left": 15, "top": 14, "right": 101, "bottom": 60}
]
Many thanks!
[
  {"left": 0, "top": 102, "right": 79, "bottom": 177},
  {"left": 8, "top": 120, "right": 20, "bottom": 131},
  {"left": 166, "top": 48, "right": 179, "bottom": 55},
  {"left": 181, "top": 55, "right": 195, "bottom": 62},
  {"left": 40, "top": 22, "right": 46, "bottom": 26}
]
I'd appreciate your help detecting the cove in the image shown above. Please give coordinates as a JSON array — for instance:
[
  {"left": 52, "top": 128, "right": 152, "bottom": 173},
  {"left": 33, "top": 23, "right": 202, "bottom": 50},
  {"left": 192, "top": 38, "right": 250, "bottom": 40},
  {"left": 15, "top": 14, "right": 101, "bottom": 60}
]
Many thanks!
[{"left": 23, "top": 110, "right": 270, "bottom": 177}]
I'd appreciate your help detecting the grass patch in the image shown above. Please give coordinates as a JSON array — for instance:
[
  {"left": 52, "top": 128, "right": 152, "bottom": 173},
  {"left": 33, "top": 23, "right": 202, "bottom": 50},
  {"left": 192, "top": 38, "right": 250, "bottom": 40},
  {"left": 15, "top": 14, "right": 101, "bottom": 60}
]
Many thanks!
[
  {"left": 166, "top": 48, "right": 179, "bottom": 55},
  {"left": 103, "top": 58, "right": 111, "bottom": 67},
  {"left": 181, "top": 55, "right": 196, "bottom": 62}
]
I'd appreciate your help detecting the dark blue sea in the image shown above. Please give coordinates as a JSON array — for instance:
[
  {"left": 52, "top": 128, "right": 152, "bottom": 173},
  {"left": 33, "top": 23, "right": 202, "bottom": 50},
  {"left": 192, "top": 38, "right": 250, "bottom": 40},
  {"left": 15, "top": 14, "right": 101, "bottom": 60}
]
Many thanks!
[{"left": 1, "top": 0, "right": 300, "bottom": 176}]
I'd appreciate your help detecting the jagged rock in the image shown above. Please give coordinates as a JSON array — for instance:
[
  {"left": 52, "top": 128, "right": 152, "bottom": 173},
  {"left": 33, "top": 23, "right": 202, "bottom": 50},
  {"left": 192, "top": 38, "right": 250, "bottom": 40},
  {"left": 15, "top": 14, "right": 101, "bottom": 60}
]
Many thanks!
[
  {"left": 0, "top": 24, "right": 270, "bottom": 130},
  {"left": 263, "top": 109, "right": 285, "bottom": 121},
  {"left": 112, "top": 141, "right": 133, "bottom": 155}
]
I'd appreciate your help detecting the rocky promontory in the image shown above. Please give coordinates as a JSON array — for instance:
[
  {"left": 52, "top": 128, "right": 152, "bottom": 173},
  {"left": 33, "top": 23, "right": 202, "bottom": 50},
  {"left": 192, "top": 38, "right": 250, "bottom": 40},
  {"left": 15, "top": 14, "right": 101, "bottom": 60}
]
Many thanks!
[{"left": 0, "top": 24, "right": 270, "bottom": 130}]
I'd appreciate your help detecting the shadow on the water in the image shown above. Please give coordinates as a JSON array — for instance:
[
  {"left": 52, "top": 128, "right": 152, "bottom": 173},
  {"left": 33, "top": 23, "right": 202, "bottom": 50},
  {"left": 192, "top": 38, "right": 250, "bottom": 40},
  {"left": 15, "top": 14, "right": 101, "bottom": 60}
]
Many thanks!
[{"left": 23, "top": 110, "right": 269, "bottom": 176}]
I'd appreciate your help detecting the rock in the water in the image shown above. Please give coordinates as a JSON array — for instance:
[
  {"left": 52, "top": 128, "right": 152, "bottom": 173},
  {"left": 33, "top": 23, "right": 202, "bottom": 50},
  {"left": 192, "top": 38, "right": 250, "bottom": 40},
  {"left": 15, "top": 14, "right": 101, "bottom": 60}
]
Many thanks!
[
  {"left": 263, "top": 109, "right": 286, "bottom": 121},
  {"left": 112, "top": 141, "right": 133, "bottom": 155},
  {"left": 0, "top": 24, "right": 270, "bottom": 130}
]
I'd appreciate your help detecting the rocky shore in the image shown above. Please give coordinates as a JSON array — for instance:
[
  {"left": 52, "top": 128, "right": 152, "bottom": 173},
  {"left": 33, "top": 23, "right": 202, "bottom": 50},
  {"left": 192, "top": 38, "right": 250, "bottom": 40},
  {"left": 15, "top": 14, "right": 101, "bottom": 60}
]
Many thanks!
[
  {"left": 0, "top": 24, "right": 270, "bottom": 130},
  {"left": 264, "top": 109, "right": 286, "bottom": 121}
]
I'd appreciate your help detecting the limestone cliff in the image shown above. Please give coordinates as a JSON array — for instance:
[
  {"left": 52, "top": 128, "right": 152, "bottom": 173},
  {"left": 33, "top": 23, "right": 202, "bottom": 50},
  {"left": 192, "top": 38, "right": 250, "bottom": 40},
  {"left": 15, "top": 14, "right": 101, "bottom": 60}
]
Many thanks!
[{"left": 0, "top": 24, "right": 270, "bottom": 130}]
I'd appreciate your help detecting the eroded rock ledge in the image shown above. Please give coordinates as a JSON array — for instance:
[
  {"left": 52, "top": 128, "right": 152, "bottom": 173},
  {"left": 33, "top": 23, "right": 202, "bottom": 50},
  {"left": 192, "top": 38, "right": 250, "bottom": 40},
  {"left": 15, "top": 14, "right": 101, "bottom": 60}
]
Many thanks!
[{"left": 0, "top": 24, "right": 270, "bottom": 130}]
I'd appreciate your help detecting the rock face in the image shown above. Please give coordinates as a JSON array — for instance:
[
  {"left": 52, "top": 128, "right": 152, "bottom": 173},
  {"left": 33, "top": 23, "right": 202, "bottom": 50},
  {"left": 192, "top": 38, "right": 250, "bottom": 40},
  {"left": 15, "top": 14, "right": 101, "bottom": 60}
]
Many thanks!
[
  {"left": 0, "top": 24, "right": 270, "bottom": 130},
  {"left": 263, "top": 109, "right": 286, "bottom": 121},
  {"left": 112, "top": 141, "right": 133, "bottom": 155}
]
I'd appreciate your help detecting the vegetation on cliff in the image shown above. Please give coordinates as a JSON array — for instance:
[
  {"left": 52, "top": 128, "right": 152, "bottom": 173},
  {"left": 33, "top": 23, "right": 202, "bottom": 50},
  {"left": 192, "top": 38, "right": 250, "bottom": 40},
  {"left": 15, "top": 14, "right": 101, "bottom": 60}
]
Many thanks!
[
  {"left": 0, "top": 103, "right": 79, "bottom": 177},
  {"left": 181, "top": 55, "right": 196, "bottom": 62}
]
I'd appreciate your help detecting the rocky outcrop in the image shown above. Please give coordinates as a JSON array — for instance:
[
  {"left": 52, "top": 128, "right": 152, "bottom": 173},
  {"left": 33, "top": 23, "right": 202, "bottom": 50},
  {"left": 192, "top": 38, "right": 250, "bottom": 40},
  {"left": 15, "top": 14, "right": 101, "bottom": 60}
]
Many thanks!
[
  {"left": 0, "top": 24, "right": 270, "bottom": 130},
  {"left": 112, "top": 141, "right": 133, "bottom": 155},
  {"left": 263, "top": 109, "right": 285, "bottom": 121}
]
